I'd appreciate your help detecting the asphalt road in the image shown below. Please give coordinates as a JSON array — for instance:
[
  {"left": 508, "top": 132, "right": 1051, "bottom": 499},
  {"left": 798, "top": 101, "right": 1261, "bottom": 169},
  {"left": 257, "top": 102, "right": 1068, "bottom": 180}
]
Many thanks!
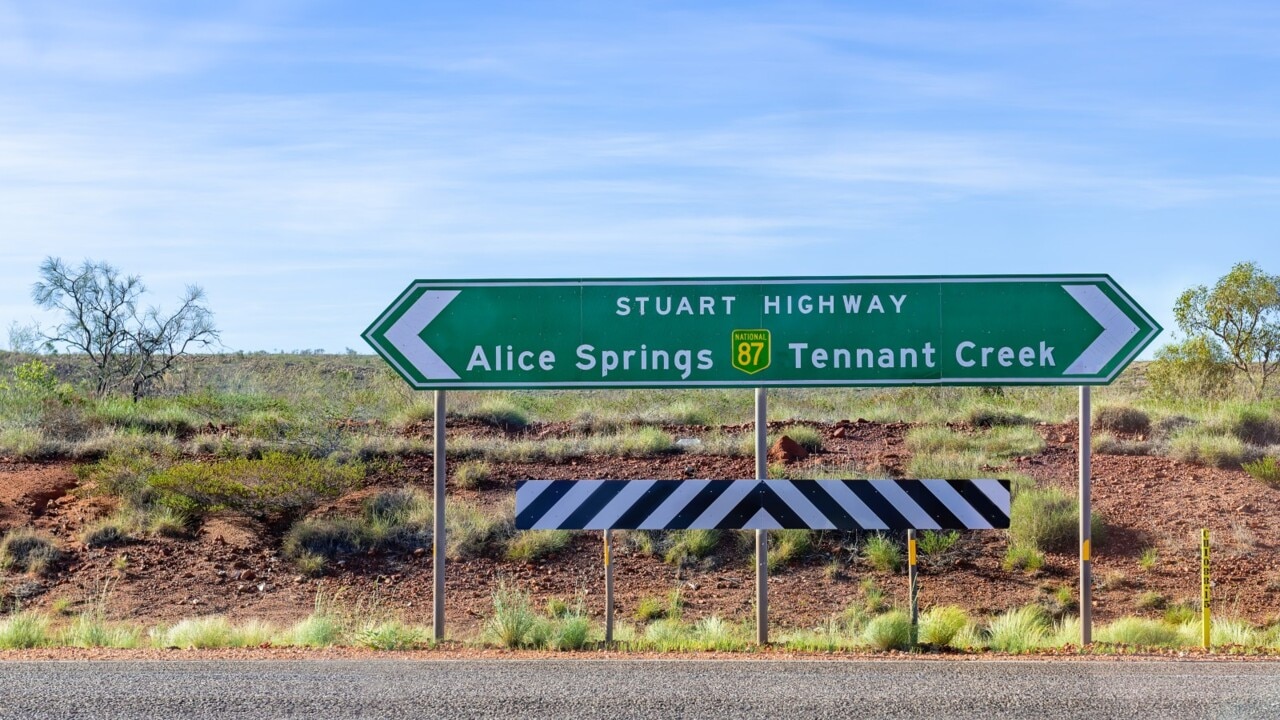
[{"left": 1, "top": 659, "right": 1278, "bottom": 719}]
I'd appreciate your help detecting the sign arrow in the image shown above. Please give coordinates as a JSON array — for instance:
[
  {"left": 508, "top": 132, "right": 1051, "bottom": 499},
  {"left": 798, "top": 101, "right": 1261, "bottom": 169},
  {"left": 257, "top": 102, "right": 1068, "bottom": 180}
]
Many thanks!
[{"left": 365, "top": 275, "right": 1161, "bottom": 389}]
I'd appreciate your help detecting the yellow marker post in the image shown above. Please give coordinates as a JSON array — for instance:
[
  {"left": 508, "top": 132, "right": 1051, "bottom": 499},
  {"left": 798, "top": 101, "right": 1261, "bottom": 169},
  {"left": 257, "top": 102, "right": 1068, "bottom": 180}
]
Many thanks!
[
  {"left": 907, "top": 529, "right": 919, "bottom": 647},
  {"left": 1201, "top": 528, "right": 1211, "bottom": 650},
  {"left": 604, "top": 530, "right": 614, "bottom": 644}
]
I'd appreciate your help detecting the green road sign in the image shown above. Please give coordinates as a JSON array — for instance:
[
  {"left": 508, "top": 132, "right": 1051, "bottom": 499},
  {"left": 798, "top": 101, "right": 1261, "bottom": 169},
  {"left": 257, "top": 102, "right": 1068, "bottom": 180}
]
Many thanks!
[{"left": 364, "top": 276, "right": 1161, "bottom": 389}]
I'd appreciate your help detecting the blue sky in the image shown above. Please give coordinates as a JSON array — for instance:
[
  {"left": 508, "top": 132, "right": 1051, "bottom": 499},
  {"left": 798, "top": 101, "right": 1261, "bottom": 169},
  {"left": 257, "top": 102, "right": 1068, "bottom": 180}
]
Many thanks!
[{"left": 2, "top": 1, "right": 1277, "bottom": 353}]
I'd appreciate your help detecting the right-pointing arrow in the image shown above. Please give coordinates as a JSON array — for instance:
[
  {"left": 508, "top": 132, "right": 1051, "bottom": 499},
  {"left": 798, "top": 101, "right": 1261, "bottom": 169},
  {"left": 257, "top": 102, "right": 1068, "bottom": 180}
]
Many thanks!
[
  {"left": 385, "top": 290, "right": 461, "bottom": 380},
  {"left": 1062, "top": 284, "right": 1139, "bottom": 375}
]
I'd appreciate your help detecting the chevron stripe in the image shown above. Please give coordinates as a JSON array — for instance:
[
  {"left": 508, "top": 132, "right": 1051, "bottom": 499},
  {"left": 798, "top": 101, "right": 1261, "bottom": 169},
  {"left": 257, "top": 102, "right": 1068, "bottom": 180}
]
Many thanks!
[{"left": 514, "top": 479, "right": 1010, "bottom": 530}]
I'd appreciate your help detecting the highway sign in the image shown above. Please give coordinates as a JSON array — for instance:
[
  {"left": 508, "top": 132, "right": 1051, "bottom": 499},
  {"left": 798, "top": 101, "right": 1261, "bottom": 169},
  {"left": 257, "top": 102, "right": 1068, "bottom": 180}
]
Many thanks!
[{"left": 364, "top": 275, "right": 1160, "bottom": 389}]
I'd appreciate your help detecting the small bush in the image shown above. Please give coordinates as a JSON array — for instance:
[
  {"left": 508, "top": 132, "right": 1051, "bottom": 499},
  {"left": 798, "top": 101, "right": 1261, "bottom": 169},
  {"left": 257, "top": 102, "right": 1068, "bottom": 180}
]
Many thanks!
[
  {"left": 1003, "top": 545, "right": 1044, "bottom": 573},
  {"left": 967, "top": 406, "right": 1029, "bottom": 428},
  {"left": 506, "top": 530, "right": 572, "bottom": 562},
  {"left": 146, "top": 452, "right": 365, "bottom": 520},
  {"left": 154, "top": 616, "right": 267, "bottom": 649},
  {"left": 281, "top": 613, "right": 343, "bottom": 647},
  {"left": 1226, "top": 406, "right": 1280, "bottom": 446},
  {"left": 0, "top": 529, "right": 61, "bottom": 574},
  {"left": 146, "top": 506, "right": 192, "bottom": 537},
  {"left": 552, "top": 614, "right": 592, "bottom": 651},
  {"left": 918, "top": 606, "right": 971, "bottom": 647},
  {"left": 917, "top": 530, "right": 959, "bottom": 556},
  {"left": 1096, "top": 617, "right": 1179, "bottom": 647},
  {"left": 606, "top": 427, "right": 676, "bottom": 457},
  {"left": 1164, "top": 600, "right": 1198, "bottom": 626},
  {"left": 61, "top": 613, "right": 142, "bottom": 649},
  {"left": 863, "top": 610, "right": 912, "bottom": 651},
  {"left": 1092, "top": 431, "right": 1153, "bottom": 456},
  {"left": 862, "top": 534, "right": 902, "bottom": 572},
  {"left": 986, "top": 605, "right": 1049, "bottom": 653},
  {"left": 1094, "top": 406, "right": 1151, "bottom": 435},
  {"left": 1243, "top": 456, "right": 1280, "bottom": 486},
  {"left": 453, "top": 461, "right": 491, "bottom": 490}
]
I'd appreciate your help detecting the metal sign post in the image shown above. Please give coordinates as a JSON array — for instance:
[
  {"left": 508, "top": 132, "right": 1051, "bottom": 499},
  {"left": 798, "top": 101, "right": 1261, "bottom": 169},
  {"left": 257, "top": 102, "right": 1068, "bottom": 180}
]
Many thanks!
[
  {"left": 433, "top": 390, "right": 446, "bottom": 642},
  {"left": 755, "top": 387, "right": 768, "bottom": 645},
  {"left": 1079, "top": 386, "right": 1091, "bottom": 647}
]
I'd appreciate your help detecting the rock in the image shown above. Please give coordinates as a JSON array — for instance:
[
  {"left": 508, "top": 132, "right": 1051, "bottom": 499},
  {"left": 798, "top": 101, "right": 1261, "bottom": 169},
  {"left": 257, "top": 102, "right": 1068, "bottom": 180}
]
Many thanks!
[
  {"left": 239, "top": 570, "right": 256, "bottom": 581},
  {"left": 832, "top": 427, "right": 847, "bottom": 439},
  {"left": 413, "top": 548, "right": 426, "bottom": 558},
  {"left": 768, "top": 435, "right": 809, "bottom": 464}
]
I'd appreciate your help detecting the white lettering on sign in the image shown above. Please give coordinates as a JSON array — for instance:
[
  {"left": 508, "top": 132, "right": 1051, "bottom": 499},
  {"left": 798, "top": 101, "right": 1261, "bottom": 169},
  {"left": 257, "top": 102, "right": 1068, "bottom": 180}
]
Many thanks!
[
  {"left": 467, "top": 345, "right": 558, "bottom": 372},
  {"left": 616, "top": 296, "right": 737, "bottom": 316},
  {"left": 576, "top": 344, "right": 714, "bottom": 379},
  {"left": 954, "top": 341, "right": 1056, "bottom": 368},
  {"left": 765, "top": 294, "right": 907, "bottom": 315},
  {"left": 788, "top": 342, "right": 937, "bottom": 369}
]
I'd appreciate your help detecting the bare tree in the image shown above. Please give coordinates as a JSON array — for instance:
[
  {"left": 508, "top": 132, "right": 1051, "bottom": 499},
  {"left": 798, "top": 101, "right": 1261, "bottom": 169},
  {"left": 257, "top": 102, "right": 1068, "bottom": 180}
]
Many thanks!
[{"left": 31, "top": 257, "right": 218, "bottom": 398}]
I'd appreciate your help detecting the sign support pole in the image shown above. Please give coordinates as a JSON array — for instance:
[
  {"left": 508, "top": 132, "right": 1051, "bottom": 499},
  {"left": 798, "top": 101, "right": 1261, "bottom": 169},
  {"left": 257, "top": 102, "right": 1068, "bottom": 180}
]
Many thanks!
[
  {"left": 604, "top": 530, "right": 614, "bottom": 644},
  {"left": 908, "top": 529, "right": 919, "bottom": 647},
  {"left": 433, "top": 389, "right": 446, "bottom": 642},
  {"left": 755, "top": 387, "right": 768, "bottom": 645},
  {"left": 1079, "top": 385, "right": 1091, "bottom": 647}
]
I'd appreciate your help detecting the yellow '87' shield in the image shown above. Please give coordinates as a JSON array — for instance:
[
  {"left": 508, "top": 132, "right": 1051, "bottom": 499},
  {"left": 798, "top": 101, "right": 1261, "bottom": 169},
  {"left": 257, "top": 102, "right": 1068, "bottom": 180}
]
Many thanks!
[{"left": 731, "top": 329, "right": 770, "bottom": 375}]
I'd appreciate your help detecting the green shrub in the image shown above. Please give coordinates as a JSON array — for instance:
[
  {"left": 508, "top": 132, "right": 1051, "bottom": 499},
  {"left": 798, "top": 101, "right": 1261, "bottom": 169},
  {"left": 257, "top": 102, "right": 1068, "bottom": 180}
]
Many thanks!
[
  {"left": 154, "top": 616, "right": 264, "bottom": 649},
  {"left": 506, "top": 530, "right": 572, "bottom": 562},
  {"left": 863, "top": 610, "right": 912, "bottom": 650},
  {"left": 1144, "top": 336, "right": 1234, "bottom": 400},
  {"left": 145, "top": 505, "right": 192, "bottom": 537},
  {"left": 1094, "top": 406, "right": 1151, "bottom": 435},
  {"left": 552, "top": 614, "right": 593, "bottom": 651},
  {"left": 605, "top": 427, "right": 676, "bottom": 457},
  {"left": 1211, "top": 617, "right": 1260, "bottom": 647},
  {"left": 146, "top": 452, "right": 365, "bottom": 519},
  {"left": 1136, "top": 591, "right": 1168, "bottom": 611},
  {"left": 453, "top": 461, "right": 491, "bottom": 490},
  {"left": 1008, "top": 486, "right": 1103, "bottom": 554},
  {"left": 446, "top": 501, "right": 512, "bottom": 559},
  {"left": 0, "top": 529, "right": 61, "bottom": 574},
  {"left": 986, "top": 606, "right": 1049, "bottom": 653},
  {"left": 1139, "top": 547, "right": 1159, "bottom": 571},
  {"left": 1225, "top": 406, "right": 1280, "bottom": 446},
  {"left": 768, "top": 529, "right": 813, "bottom": 571},
  {"left": 664, "top": 529, "right": 721, "bottom": 565},
  {"left": 918, "top": 606, "right": 971, "bottom": 647},
  {"left": 1163, "top": 600, "right": 1198, "bottom": 626},
  {"left": 280, "top": 613, "right": 343, "bottom": 647},
  {"left": 294, "top": 551, "right": 326, "bottom": 577},
  {"left": 862, "top": 534, "right": 902, "bottom": 572},
  {"left": 61, "top": 613, "right": 142, "bottom": 648},
  {"left": 1003, "top": 545, "right": 1044, "bottom": 573},
  {"left": 1243, "top": 456, "right": 1280, "bottom": 486},
  {"left": 917, "top": 530, "right": 959, "bottom": 556}
]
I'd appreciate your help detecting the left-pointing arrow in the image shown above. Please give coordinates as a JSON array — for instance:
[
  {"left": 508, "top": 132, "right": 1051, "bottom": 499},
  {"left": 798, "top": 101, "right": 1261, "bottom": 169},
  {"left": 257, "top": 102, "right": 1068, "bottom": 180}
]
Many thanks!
[{"left": 385, "top": 290, "right": 461, "bottom": 380}]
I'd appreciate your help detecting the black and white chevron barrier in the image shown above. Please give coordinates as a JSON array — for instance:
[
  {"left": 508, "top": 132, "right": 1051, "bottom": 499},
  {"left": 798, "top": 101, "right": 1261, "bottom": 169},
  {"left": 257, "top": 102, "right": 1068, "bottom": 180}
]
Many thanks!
[{"left": 515, "top": 479, "right": 1010, "bottom": 531}]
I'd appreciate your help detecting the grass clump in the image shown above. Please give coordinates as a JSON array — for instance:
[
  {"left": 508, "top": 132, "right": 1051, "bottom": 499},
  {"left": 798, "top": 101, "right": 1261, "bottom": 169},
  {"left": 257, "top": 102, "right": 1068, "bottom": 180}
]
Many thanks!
[
  {"left": 0, "top": 611, "right": 52, "bottom": 649},
  {"left": 634, "top": 595, "right": 670, "bottom": 622},
  {"left": 1092, "top": 431, "right": 1154, "bottom": 456},
  {"left": 61, "top": 613, "right": 142, "bottom": 648},
  {"left": 768, "top": 530, "right": 814, "bottom": 571},
  {"left": 1168, "top": 427, "right": 1254, "bottom": 469},
  {"left": 967, "top": 405, "right": 1030, "bottom": 427},
  {"left": 355, "top": 620, "right": 428, "bottom": 650},
  {"left": 0, "top": 529, "right": 61, "bottom": 575},
  {"left": 485, "top": 583, "right": 541, "bottom": 649},
  {"left": 453, "top": 461, "right": 491, "bottom": 490},
  {"left": 153, "top": 616, "right": 274, "bottom": 649},
  {"left": 1243, "top": 456, "right": 1280, "bottom": 486},
  {"left": 466, "top": 398, "right": 529, "bottom": 431},
  {"left": 862, "top": 534, "right": 902, "bottom": 572},
  {"left": 985, "top": 605, "right": 1049, "bottom": 653},
  {"left": 1008, "top": 486, "right": 1103, "bottom": 554},
  {"left": 283, "top": 517, "right": 366, "bottom": 561},
  {"left": 600, "top": 427, "right": 676, "bottom": 457},
  {"left": 1094, "top": 406, "right": 1151, "bottom": 435},
  {"left": 1135, "top": 591, "right": 1168, "bottom": 611},
  {"left": 78, "top": 514, "right": 134, "bottom": 547},
  {"left": 1003, "top": 545, "right": 1044, "bottom": 573},
  {"left": 663, "top": 529, "right": 721, "bottom": 565},
  {"left": 863, "top": 609, "right": 912, "bottom": 650},
  {"left": 918, "top": 606, "right": 971, "bottom": 647},
  {"left": 918, "top": 530, "right": 959, "bottom": 556},
  {"left": 778, "top": 425, "right": 824, "bottom": 453},
  {"left": 506, "top": 530, "right": 572, "bottom": 562}
]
